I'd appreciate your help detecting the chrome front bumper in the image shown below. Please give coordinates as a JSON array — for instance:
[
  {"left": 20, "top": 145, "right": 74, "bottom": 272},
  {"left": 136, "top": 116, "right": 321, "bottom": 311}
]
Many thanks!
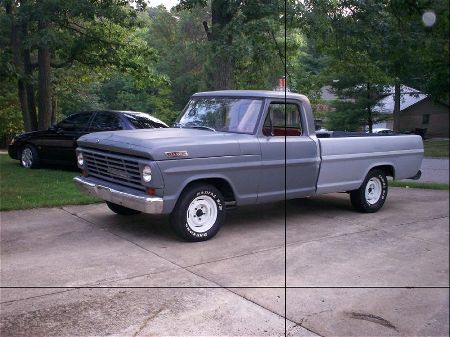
[{"left": 74, "top": 176, "right": 163, "bottom": 214}]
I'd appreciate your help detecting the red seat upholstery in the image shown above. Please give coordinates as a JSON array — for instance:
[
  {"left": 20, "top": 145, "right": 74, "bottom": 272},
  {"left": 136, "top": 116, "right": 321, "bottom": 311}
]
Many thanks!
[{"left": 263, "top": 127, "right": 302, "bottom": 136}]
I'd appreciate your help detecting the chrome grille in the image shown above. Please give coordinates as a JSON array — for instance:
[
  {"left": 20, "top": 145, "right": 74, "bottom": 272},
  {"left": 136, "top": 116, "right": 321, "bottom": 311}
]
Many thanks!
[{"left": 83, "top": 150, "right": 143, "bottom": 190}]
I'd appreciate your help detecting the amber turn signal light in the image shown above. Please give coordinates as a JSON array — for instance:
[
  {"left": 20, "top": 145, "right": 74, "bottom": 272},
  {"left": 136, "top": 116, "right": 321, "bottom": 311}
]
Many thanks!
[{"left": 146, "top": 187, "right": 156, "bottom": 196}]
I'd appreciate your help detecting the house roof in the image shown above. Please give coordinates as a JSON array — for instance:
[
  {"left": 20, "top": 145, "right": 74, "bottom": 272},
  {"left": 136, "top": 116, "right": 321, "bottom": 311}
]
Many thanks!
[{"left": 373, "top": 85, "right": 428, "bottom": 114}]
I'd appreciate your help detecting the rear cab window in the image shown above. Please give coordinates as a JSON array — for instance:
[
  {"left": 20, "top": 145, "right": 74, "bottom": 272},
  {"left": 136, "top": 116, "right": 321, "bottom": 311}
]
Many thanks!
[{"left": 263, "top": 102, "right": 303, "bottom": 137}]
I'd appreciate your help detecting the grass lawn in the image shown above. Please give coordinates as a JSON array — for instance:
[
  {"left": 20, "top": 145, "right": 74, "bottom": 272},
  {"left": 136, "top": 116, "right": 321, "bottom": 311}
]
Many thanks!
[
  {"left": 389, "top": 180, "right": 449, "bottom": 190},
  {"left": 0, "top": 154, "right": 99, "bottom": 211},
  {"left": 424, "top": 139, "right": 449, "bottom": 157}
]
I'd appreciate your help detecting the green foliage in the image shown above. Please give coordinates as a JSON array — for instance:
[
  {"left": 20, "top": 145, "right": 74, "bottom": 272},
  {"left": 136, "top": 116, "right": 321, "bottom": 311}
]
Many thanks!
[
  {"left": 97, "top": 72, "right": 176, "bottom": 125},
  {"left": 1, "top": 0, "right": 448, "bottom": 137},
  {"left": 300, "top": 0, "right": 449, "bottom": 103},
  {"left": 389, "top": 181, "right": 449, "bottom": 190},
  {"left": 0, "top": 76, "right": 23, "bottom": 140},
  {"left": 145, "top": 6, "right": 209, "bottom": 111},
  {"left": 326, "top": 100, "right": 364, "bottom": 132},
  {"left": 1, "top": 0, "right": 165, "bottom": 131}
]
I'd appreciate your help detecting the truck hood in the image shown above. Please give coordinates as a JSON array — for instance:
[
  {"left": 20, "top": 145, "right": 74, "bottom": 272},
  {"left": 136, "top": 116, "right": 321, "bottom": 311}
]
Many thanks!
[{"left": 77, "top": 128, "right": 256, "bottom": 160}]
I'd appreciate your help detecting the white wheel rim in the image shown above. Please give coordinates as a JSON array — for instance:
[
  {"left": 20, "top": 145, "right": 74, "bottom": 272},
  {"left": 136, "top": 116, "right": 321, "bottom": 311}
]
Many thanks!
[
  {"left": 365, "top": 177, "right": 382, "bottom": 205},
  {"left": 186, "top": 195, "right": 218, "bottom": 233},
  {"left": 21, "top": 148, "right": 33, "bottom": 168}
]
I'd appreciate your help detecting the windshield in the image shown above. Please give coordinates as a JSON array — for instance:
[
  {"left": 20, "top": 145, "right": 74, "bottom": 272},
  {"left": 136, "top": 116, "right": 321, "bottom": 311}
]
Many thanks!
[{"left": 176, "top": 97, "right": 263, "bottom": 134}]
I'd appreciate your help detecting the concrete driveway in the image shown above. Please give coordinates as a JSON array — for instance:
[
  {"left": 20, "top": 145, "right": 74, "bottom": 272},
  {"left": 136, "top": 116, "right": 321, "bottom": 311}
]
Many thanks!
[{"left": 1, "top": 188, "right": 448, "bottom": 336}]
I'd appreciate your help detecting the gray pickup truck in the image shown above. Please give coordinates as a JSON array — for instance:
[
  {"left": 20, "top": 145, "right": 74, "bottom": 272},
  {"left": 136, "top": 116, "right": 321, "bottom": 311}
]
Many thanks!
[{"left": 74, "top": 90, "right": 423, "bottom": 241}]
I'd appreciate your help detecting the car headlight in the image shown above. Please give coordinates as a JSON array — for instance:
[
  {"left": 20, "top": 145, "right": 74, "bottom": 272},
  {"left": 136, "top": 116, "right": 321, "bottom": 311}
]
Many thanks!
[
  {"left": 77, "top": 152, "right": 84, "bottom": 166},
  {"left": 142, "top": 165, "right": 152, "bottom": 182}
]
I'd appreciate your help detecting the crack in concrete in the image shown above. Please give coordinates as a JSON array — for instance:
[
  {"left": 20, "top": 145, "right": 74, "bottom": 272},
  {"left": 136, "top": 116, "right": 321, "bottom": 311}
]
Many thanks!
[
  {"left": 0, "top": 288, "right": 77, "bottom": 305},
  {"left": 345, "top": 311, "right": 400, "bottom": 332},
  {"left": 131, "top": 308, "right": 164, "bottom": 337},
  {"left": 285, "top": 317, "right": 324, "bottom": 337}
]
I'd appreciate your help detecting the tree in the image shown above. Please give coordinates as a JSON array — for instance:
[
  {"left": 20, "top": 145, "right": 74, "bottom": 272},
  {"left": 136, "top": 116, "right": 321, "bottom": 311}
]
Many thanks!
[
  {"left": 177, "top": 0, "right": 286, "bottom": 90},
  {"left": 326, "top": 82, "right": 389, "bottom": 132},
  {"left": 1, "top": 0, "right": 160, "bottom": 131},
  {"left": 298, "top": 0, "right": 449, "bottom": 131},
  {"left": 145, "top": 5, "right": 209, "bottom": 111}
]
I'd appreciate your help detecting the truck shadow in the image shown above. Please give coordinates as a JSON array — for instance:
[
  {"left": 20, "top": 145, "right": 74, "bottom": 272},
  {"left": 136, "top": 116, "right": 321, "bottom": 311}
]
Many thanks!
[{"left": 101, "top": 194, "right": 354, "bottom": 242}]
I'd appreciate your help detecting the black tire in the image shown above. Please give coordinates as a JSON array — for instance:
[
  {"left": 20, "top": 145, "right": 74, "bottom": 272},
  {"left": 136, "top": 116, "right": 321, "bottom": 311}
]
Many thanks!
[
  {"left": 106, "top": 201, "right": 141, "bottom": 216},
  {"left": 170, "top": 183, "right": 225, "bottom": 242},
  {"left": 20, "top": 144, "right": 40, "bottom": 169},
  {"left": 350, "top": 169, "right": 388, "bottom": 213}
]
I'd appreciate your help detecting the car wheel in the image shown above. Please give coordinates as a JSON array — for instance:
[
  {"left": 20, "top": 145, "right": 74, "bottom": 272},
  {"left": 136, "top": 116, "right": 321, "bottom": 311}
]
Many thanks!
[
  {"left": 350, "top": 169, "right": 388, "bottom": 213},
  {"left": 21, "top": 144, "right": 40, "bottom": 169},
  {"left": 170, "top": 183, "right": 225, "bottom": 242},
  {"left": 106, "top": 201, "right": 141, "bottom": 215}
]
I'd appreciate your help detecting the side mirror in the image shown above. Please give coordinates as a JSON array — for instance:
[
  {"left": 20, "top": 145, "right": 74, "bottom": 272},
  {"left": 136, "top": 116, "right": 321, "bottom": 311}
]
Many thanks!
[{"left": 48, "top": 124, "right": 58, "bottom": 131}]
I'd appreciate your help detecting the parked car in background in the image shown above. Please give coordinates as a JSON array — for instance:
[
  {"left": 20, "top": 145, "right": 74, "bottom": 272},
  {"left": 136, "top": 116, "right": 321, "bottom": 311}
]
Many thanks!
[
  {"left": 365, "top": 128, "right": 394, "bottom": 134},
  {"left": 372, "top": 128, "right": 394, "bottom": 134},
  {"left": 8, "top": 110, "right": 168, "bottom": 168}
]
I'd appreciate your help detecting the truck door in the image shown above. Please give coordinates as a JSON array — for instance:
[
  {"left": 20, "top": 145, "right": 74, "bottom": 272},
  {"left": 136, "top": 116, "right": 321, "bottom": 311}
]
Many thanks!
[{"left": 257, "top": 101, "right": 320, "bottom": 203}]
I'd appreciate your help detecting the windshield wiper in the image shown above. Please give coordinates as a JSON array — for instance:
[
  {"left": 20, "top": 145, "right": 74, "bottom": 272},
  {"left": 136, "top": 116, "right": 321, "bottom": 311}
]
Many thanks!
[{"left": 188, "top": 125, "right": 216, "bottom": 132}]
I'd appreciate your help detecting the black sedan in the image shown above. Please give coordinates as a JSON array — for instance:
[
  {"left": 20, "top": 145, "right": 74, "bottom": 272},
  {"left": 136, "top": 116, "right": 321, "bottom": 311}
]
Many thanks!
[{"left": 8, "top": 110, "right": 168, "bottom": 168}]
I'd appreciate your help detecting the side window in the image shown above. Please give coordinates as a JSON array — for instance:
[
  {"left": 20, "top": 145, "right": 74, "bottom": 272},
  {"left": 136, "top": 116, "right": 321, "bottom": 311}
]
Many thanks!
[
  {"left": 89, "top": 112, "right": 122, "bottom": 132},
  {"left": 59, "top": 113, "right": 93, "bottom": 132},
  {"left": 263, "top": 103, "right": 302, "bottom": 136}
]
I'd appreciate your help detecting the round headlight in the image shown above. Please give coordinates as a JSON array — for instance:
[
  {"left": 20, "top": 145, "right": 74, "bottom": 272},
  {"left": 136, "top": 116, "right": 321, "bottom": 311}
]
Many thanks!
[
  {"left": 77, "top": 152, "right": 84, "bottom": 166},
  {"left": 142, "top": 165, "right": 152, "bottom": 182}
]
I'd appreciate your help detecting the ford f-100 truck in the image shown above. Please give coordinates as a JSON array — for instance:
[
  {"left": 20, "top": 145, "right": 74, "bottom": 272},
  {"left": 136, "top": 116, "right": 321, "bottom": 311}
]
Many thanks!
[{"left": 74, "top": 90, "right": 423, "bottom": 241}]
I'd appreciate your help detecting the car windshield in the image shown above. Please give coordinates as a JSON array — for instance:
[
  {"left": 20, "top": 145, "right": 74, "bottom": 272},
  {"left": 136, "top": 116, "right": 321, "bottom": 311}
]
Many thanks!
[{"left": 176, "top": 97, "right": 263, "bottom": 134}]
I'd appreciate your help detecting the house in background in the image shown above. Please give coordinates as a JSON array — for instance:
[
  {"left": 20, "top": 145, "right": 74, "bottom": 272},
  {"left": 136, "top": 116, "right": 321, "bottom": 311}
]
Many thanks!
[
  {"left": 373, "top": 85, "right": 449, "bottom": 138},
  {"left": 319, "top": 85, "right": 449, "bottom": 138}
]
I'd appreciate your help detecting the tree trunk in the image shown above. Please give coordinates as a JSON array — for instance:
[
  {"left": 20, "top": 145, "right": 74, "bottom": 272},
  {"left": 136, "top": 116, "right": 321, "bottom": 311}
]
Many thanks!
[
  {"left": 393, "top": 82, "right": 401, "bottom": 132},
  {"left": 38, "top": 21, "right": 52, "bottom": 130},
  {"left": 210, "top": 0, "right": 235, "bottom": 90},
  {"left": 212, "top": 56, "right": 234, "bottom": 90},
  {"left": 22, "top": 24, "right": 38, "bottom": 130},
  {"left": 5, "top": 1, "right": 35, "bottom": 132}
]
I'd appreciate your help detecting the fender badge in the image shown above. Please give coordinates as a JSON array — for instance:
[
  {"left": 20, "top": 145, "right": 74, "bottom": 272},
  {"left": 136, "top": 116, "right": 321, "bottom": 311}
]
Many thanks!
[{"left": 165, "top": 151, "right": 189, "bottom": 158}]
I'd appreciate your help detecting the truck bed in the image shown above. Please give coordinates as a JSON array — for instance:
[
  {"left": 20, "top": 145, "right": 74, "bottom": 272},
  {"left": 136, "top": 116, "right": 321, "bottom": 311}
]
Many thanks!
[{"left": 315, "top": 134, "right": 424, "bottom": 194}]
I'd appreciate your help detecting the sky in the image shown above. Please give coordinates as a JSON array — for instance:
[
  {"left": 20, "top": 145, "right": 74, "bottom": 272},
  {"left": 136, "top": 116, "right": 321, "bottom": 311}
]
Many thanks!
[{"left": 147, "top": 0, "right": 179, "bottom": 9}]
